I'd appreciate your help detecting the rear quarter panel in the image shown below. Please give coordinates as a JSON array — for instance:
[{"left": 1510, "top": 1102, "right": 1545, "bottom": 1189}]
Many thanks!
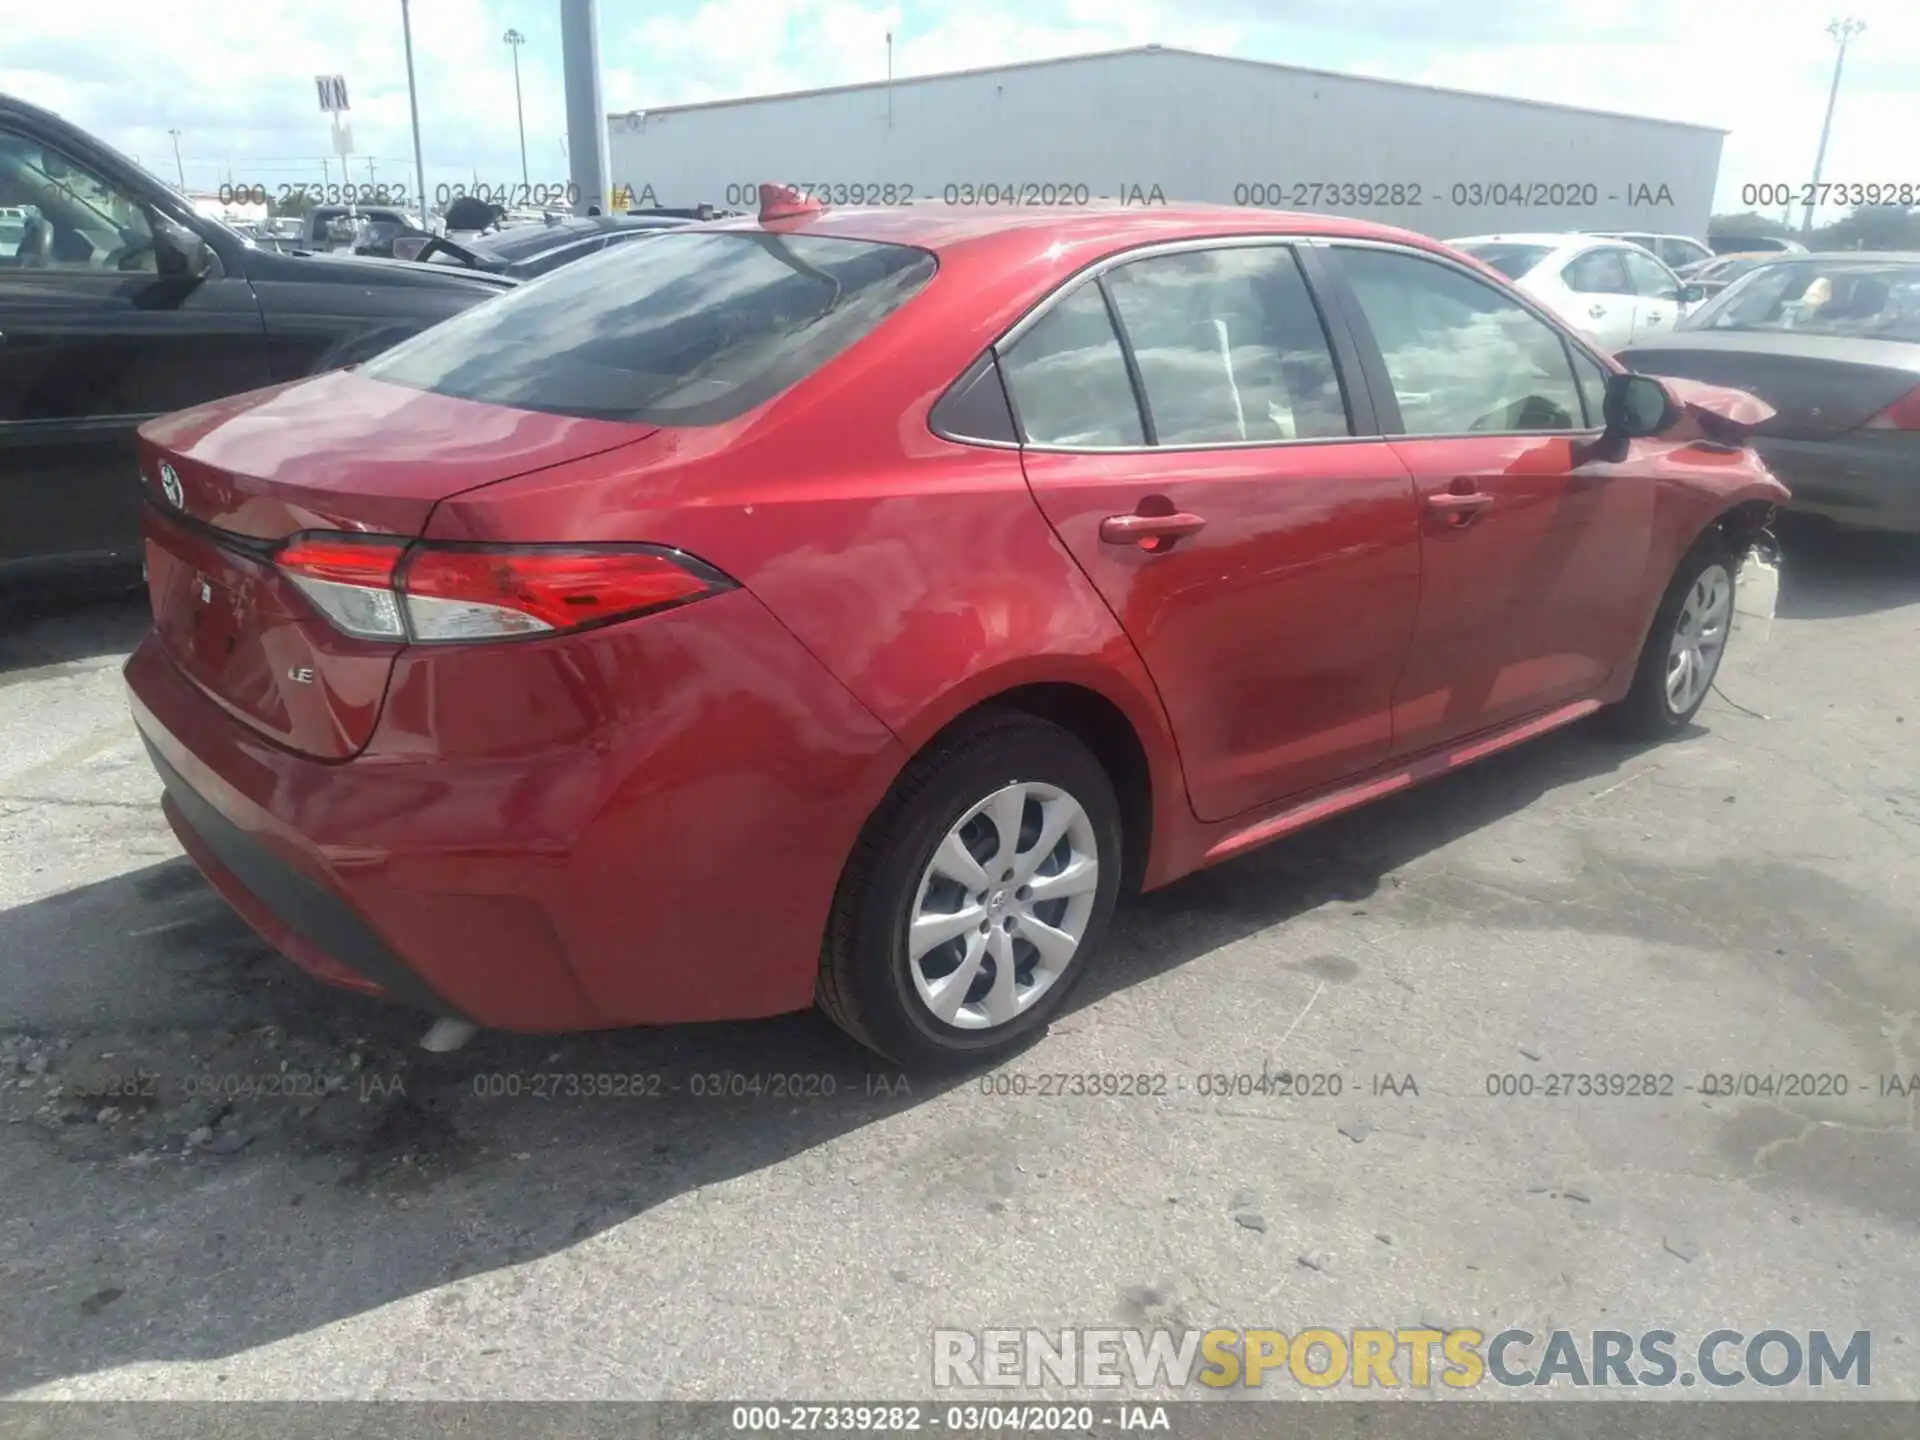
[{"left": 422, "top": 233, "right": 1193, "bottom": 883}]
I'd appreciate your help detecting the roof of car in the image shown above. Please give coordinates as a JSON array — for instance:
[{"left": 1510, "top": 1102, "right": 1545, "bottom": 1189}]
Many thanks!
[{"left": 701, "top": 202, "right": 1449, "bottom": 257}]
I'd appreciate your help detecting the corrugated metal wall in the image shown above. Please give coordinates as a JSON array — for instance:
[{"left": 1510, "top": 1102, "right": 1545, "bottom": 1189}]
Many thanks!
[{"left": 608, "top": 49, "right": 1722, "bottom": 240}]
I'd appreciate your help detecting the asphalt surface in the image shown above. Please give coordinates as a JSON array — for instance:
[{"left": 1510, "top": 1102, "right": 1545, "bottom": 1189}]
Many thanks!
[{"left": 2, "top": 524, "right": 1918, "bottom": 1403}]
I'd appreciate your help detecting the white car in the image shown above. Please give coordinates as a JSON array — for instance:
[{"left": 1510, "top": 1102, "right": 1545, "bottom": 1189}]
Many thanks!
[{"left": 1444, "top": 233, "right": 1694, "bottom": 351}]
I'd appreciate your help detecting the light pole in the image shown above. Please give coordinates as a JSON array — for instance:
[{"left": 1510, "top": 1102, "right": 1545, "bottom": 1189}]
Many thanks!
[
  {"left": 504, "top": 29, "right": 529, "bottom": 189},
  {"left": 1802, "top": 16, "right": 1865, "bottom": 235},
  {"left": 400, "top": 0, "right": 430, "bottom": 219},
  {"left": 560, "top": 0, "right": 609, "bottom": 216},
  {"left": 167, "top": 128, "right": 185, "bottom": 189}
]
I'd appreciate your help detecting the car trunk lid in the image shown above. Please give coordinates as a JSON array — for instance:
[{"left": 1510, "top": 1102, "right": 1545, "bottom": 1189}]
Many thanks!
[
  {"left": 1623, "top": 333, "right": 1920, "bottom": 439},
  {"left": 137, "top": 371, "right": 657, "bottom": 760}
]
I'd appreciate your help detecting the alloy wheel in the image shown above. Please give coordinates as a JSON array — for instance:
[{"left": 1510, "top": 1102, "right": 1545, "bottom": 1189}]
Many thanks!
[
  {"left": 905, "top": 781, "right": 1100, "bottom": 1030},
  {"left": 1666, "top": 562, "right": 1732, "bottom": 715}
]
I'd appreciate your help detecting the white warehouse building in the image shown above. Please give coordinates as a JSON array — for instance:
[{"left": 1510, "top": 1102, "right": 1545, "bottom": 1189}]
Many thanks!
[{"left": 607, "top": 45, "right": 1725, "bottom": 239}]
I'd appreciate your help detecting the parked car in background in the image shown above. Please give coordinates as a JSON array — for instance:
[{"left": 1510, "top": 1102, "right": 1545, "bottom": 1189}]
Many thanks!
[
  {"left": 125, "top": 190, "right": 1784, "bottom": 1068},
  {"left": 302, "top": 204, "right": 429, "bottom": 253},
  {"left": 1588, "top": 231, "right": 1715, "bottom": 273},
  {"left": 1446, "top": 233, "right": 1698, "bottom": 350},
  {"left": 1677, "top": 252, "right": 1774, "bottom": 298},
  {"left": 0, "top": 204, "right": 26, "bottom": 258},
  {"left": 0, "top": 92, "right": 513, "bottom": 574},
  {"left": 412, "top": 213, "right": 693, "bottom": 279},
  {"left": 1619, "top": 253, "right": 1920, "bottom": 532},
  {"left": 1708, "top": 234, "right": 1808, "bottom": 257}
]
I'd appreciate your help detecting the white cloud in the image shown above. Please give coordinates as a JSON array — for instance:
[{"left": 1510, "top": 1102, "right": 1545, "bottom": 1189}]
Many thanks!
[
  {"left": 1400, "top": 0, "right": 1918, "bottom": 215},
  {"left": 1, "top": 0, "right": 1912, "bottom": 222}
]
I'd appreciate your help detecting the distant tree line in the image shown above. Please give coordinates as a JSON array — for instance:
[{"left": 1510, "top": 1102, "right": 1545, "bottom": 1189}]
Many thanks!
[{"left": 1709, "top": 203, "right": 1920, "bottom": 251}]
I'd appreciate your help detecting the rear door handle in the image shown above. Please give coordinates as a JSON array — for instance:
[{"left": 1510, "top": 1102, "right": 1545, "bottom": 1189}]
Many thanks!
[{"left": 1099, "top": 511, "right": 1208, "bottom": 546}]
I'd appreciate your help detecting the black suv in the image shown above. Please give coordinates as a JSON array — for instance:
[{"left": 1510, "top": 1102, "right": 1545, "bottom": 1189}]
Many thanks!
[{"left": 0, "top": 94, "right": 513, "bottom": 575}]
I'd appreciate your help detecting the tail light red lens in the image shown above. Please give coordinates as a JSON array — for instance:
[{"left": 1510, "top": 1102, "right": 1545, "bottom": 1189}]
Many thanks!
[
  {"left": 401, "top": 547, "right": 723, "bottom": 641},
  {"left": 277, "top": 536, "right": 408, "bottom": 640},
  {"left": 1863, "top": 383, "right": 1920, "bottom": 431},
  {"left": 275, "top": 535, "right": 733, "bottom": 644}
]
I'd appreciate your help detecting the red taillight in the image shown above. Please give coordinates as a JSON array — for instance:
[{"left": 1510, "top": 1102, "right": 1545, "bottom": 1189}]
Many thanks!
[
  {"left": 401, "top": 547, "right": 720, "bottom": 641},
  {"left": 1864, "top": 383, "right": 1920, "bottom": 430},
  {"left": 274, "top": 534, "right": 732, "bottom": 644},
  {"left": 277, "top": 535, "right": 408, "bottom": 641}
]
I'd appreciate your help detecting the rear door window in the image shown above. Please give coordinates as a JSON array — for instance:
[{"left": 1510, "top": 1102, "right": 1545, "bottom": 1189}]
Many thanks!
[
  {"left": 1101, "top": 245, "right": 1349, "bottom": 443},
  {"left": 998, "top": 283, "right": 1146, "bottom": 448},
  {"left": 357, "top": 230, "right": 937, "bottom": 425}
]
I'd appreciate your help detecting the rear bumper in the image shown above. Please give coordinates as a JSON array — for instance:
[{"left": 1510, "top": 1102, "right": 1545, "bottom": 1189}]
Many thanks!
[
  {"left": 1755, "top": 435, "right": 1920, "bottom": 533},
  {"left": 125, "top": 588, "right": 908, "bottom": 1032},
  {"left": 146, "top": 735, "right": 469, "bottom": 1019}
]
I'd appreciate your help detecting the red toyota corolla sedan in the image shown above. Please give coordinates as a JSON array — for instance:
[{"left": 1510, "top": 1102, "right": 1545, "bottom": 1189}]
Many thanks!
[{"left": 125, "top": 187, "right": 1787, "bottom": 1069}]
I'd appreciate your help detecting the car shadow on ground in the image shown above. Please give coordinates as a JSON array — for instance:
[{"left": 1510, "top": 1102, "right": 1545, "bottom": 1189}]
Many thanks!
[
  {"left": 1775, "top": 519, "right": 1920, "bottom": 621},
  {"left": 0, "top": 711, "right": 1644, "bottom": 1393},
  {"left": 0, "top": 568, "right": 148, "bottom": 676}
]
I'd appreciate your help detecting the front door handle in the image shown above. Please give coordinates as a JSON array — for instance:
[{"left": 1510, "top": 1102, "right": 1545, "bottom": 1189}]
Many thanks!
[
  {"left": 1588, "top": 304, "right": 1607, "bottom": 319},
  {"left": 1100, "top": 511, "right": 1208, "bottom": 547},
  {"left": 1425, "top": 489, "right": 1495, "bottom": 526}
]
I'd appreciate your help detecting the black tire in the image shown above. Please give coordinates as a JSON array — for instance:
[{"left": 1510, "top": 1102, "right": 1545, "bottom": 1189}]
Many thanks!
[
  {"left": 818, "top": 712, "right": 1123, "bottom": 1071},
  {"left": 1602, "top": 532, "right": 1736, "bottom": 739}
]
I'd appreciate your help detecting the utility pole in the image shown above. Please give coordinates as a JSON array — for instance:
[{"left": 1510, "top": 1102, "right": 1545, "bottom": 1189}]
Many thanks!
[
  {"left": 400, "top": 0, "right": 430, "bottom": 218},
  {"left": 885, "top": 32, "right": 893, "bottom": 129},
  {"left": 367, "top": 157, "right": 378, "bottom": 187},
  {"left": 1803, "top": 16, "right": 1865, "bottom": 235},
  {"left": 505, "top": 29, "right": 529, "bottom": 188},
  {"left": 560, "top": 0, "right": 609, "bottom": 215},
  {"left": 167, "top": 128, "right": 185, "bottom": 188}
]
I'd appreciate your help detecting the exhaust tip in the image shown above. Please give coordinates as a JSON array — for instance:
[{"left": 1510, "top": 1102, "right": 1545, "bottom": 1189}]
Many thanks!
[{"left": 420, "top": 1017, "right": 478, "bottom": 1053}]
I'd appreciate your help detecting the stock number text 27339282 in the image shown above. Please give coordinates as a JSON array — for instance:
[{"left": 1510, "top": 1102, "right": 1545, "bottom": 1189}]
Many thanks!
[{"left": 222, "top": 183, "right": 412, "bottom": 207}]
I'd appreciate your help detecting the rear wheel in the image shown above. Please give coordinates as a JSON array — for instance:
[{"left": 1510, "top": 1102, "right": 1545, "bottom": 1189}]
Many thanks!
[
  {"left": 1604, "top": 536, "right": 1735, "bottom": 739},
  {"left": 818, "top": 713, "right": 1122, "bottom": 1070}
]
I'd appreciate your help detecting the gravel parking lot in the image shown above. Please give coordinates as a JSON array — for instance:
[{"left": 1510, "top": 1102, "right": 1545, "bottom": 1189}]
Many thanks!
[{"left": 2, "top": 523, "right": 1917, "bottom": 1402}]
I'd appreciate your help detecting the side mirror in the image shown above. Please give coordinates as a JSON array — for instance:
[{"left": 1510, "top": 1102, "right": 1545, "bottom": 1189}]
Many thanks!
[
  {"left": 152, "top": 217, "right": 211, "bottom": 279},
  {"left": 1680, "top": 283, "right": 1707, "bottom": 305},
  {"left": 1603, "top": 372, "right": 1678, "bottom": 439}
]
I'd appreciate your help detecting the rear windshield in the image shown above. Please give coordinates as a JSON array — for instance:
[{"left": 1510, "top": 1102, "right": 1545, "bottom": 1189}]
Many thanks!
[
  {"left": 358, "top": 230, "right": 938, "bottom": 425},
  {"left": 1681, "top": 260, "right": 1920, "bottom": 342},
  {"left": 1453, "top": 243, "right": 1553, "bottom": 281}
]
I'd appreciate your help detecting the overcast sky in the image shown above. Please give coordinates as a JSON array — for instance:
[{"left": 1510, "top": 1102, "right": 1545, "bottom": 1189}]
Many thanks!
[{"left": 3, "top": 0, "right": 1913, "bottom": 220}]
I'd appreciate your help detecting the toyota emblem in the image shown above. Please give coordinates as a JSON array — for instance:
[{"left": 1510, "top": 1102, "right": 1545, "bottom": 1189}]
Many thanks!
[{"left": 159, "top": 462, "right": 184, "bottom": 510}]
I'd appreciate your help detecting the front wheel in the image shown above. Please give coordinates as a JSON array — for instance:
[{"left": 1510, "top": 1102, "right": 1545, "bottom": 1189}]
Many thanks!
[
  {"left": 1603, "top": 537, "right": 1736, "bottom": 738},
  {"left": 817, "top": 713, "right": 1122, "bottom": 1070}
]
